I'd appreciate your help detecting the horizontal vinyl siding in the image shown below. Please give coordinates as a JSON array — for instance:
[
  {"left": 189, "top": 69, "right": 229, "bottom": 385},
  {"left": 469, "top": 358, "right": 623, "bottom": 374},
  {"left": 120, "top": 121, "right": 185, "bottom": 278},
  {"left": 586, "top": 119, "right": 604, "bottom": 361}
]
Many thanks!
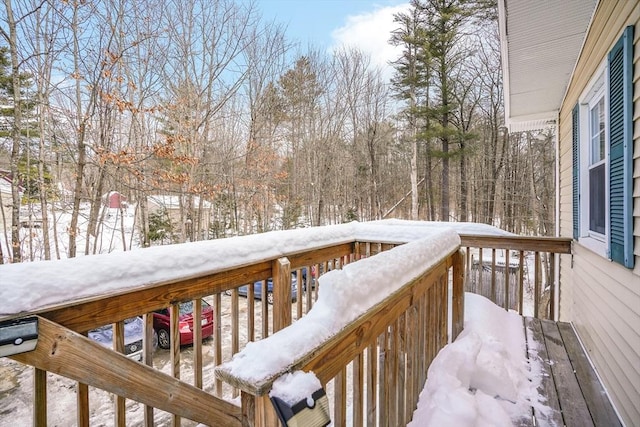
[
  {"left": 558, "top": 1, "right": 640, "bottom": 425},
  {"left": 571, "top": 246, "right": 640, "bottom": 424}
]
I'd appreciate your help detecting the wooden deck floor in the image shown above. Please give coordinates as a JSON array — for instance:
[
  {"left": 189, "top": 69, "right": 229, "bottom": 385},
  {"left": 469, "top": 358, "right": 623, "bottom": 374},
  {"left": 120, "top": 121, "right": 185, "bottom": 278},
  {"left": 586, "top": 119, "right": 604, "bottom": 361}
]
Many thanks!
[{"left": 523, "top": 318, "right": 621, "bottom": 427}]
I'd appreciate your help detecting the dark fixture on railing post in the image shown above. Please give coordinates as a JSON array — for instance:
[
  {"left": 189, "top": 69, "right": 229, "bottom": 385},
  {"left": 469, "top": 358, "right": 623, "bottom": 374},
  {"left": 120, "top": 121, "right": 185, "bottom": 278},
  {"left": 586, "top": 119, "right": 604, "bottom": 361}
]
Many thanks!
[
  {"left": 271, "top": 388, "right": 330, "bottom": 427},
  {"left": 0, "top": 317, "right": 38, "bottom": 357}
]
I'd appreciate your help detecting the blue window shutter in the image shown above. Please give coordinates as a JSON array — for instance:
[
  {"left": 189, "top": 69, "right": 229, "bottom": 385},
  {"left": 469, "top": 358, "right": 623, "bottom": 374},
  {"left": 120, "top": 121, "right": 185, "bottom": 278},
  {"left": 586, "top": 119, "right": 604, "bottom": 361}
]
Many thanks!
[
  {"left": 572, "top": 104, "right": 579, "bottom": 240},
  {"left": 607, "top": 26, "right": 634, "bottom": 268}
]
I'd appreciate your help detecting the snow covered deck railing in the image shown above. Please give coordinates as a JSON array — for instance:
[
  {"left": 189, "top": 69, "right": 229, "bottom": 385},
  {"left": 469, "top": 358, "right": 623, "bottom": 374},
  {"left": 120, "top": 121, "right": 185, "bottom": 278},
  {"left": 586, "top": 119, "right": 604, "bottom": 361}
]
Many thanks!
[
  {"left": 215, "top": 232, "right": 465, "bottom": 426},
  {"left": 0, "top": 220, "right": 572, "bottom": 426},
  {"left": 457, "top": 234, "right": 571, "bottom": 320}
]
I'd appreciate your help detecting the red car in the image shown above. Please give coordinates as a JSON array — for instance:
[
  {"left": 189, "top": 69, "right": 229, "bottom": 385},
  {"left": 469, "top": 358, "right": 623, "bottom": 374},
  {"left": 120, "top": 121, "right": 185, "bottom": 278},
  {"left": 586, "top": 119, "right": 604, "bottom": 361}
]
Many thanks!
[{"left": 153, "top": 299, "right": 214, "bottom": 349}]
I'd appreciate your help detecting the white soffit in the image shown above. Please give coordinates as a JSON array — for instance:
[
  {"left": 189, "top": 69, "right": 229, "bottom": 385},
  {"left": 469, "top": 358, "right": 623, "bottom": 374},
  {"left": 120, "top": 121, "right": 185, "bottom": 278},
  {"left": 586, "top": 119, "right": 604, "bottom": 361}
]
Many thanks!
[{"left": 498, "top": 0, "right": 597, "bottom": 132}]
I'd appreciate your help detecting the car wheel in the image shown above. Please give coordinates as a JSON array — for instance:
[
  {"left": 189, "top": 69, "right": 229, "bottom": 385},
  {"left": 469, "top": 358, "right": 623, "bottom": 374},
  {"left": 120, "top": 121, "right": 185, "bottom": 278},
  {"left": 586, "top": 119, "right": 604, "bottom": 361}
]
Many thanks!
[
  {"left": 157, "top": 328, "right": 171, "bottom": 349},
  {"left": 266, "top": 291, "right": 274, "bottom": 305}
]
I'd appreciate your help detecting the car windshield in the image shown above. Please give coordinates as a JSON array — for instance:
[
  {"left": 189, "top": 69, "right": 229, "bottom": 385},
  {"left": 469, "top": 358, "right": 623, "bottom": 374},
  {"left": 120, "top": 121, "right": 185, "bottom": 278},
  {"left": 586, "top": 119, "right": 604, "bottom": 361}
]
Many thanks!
[
  {"left": 88, "top": 317, "right": 143, "bottom": 344},
  {"left": 179, "top": 299, "right": 210, "bottom": 316}
]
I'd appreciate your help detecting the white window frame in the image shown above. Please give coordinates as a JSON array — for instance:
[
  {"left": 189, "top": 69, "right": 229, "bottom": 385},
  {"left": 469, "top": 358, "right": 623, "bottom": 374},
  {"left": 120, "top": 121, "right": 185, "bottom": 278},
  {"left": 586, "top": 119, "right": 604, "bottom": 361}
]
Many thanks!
[{"left": 578, "top": 61, "right": 609, "bottom": 258}]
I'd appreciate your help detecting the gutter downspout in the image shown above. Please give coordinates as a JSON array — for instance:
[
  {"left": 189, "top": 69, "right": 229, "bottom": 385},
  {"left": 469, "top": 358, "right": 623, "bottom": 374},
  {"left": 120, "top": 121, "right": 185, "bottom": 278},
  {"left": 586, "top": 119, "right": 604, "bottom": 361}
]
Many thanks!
[{"left": 554, "top": 112, "right": 561, "bottom": 321}]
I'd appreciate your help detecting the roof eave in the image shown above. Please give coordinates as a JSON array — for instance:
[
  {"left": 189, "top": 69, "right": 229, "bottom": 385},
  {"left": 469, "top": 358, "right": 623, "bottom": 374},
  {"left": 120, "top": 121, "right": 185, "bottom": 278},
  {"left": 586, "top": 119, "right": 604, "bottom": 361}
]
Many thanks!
[{"left": 498, "top": 0, "right": 598, "bottom": 133}]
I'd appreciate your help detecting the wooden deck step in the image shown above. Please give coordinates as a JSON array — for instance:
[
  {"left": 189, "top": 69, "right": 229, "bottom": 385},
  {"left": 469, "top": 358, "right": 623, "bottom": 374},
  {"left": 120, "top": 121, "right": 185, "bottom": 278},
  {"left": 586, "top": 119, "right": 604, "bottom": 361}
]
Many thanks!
[{"left": 524, "top": 317, "right": 621, "bottom": 427}]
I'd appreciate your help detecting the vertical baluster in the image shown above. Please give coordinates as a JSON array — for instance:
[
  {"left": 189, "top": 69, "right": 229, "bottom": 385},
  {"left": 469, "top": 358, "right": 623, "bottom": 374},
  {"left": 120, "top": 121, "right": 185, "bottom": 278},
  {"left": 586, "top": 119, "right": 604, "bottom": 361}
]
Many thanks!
[
  {"left": 396, "top": 314, "right": 406, "bottom": 426},
  {"left": 505, "top": 250, "right": 511, "bottom": 311},
  {"left": 334, "top": 367, "right": 347, "bottom": 426},
  {"left": 388, "top": 323, "right": 398, "bottom": 427},
  {"left": 170, "top": 304, "right": 181, "bottom": 426},
  {"left": 478, "top": 247, "right": 484, "bottom": 295},
  {"left": 406, "top": 305, "right": 417, "bottom": 423},
  {"left": 549, "top": 252, "right": 556, "bottom": 320},
  {"left": 420, "top": 292, "right": 428, "bottom": 386},
  {"left": 306, "top": 264, "right": 314, "bottom": 310},
  {"left": 231, "top": 289, "right": 239, "bottom": 398},
  {"left": 261, "top": 280, "right": 269, "bottom": 338},
  {"left": 378, "top": 332, "right": 387, "bottom": 426},
  {"left": 193, "top": 299, "right": 202, "bottom": 389},
  {"left": 366, "top": 342, "right": 378, "bottom": 426},
  {"left": 142, "top": 313, "right": 154, "bottom": 425},
  {"left": 428, "top": 286, "right": 436, "bottom": 366},
  {"left": 491, "top": 248, "right": 497, "bottom": 304},
  {"left": 534, "top": 251, "right": 541, "bottom": 318},
  {"left": 247, "top": 283, "right": 255, "bottom": 342},
  {"left": 440, "top": 272, "right": 448, "bottom": 349},
  {"left": 452, "top": 250, "right": 465, "bottom": 340},
  {"left": 296, "top": 268, "right": 303, "bottom": 319},
  {"left": 35, "top": 368, "right": 47, "bottom": 426},
  {"left": 519, "top": 250, "right": 525, "bottom": 315},
  {"left": 353, "top": 353, "right": 364, "bottom": 427},
  {"left": 465, "top": 246, "right": 471, "bottom": 289},
  {"left": 114, "top": 320, "right": 125, "bottom": 427},
  {"left": 214, "top": 292, "right": 222, "bottom": 396}
]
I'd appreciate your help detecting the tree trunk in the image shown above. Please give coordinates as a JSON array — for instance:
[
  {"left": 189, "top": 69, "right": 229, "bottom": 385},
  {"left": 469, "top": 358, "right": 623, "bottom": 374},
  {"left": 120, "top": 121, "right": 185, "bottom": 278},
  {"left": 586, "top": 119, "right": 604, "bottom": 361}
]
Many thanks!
[
  {"left": 3, "top": 1, "right": 22, "bottom": 262},
  {"left": 460, "top": 145, "right": 467, "bottom": 221},
  {"left": 68, "top": 3, "right": 86, "bottom": 258}
]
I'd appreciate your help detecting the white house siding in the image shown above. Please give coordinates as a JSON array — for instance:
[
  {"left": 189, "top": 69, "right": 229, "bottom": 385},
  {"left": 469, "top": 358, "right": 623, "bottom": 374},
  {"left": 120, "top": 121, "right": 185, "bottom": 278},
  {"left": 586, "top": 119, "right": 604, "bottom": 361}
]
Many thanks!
[{"left": 558, "top": 1, "right": 640, "bottom": 425}]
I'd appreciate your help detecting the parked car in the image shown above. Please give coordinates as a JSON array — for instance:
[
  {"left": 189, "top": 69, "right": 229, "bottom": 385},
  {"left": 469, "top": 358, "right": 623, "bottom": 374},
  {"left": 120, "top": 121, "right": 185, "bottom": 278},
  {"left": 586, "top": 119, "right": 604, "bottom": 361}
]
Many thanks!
[
  {"left": 88, "top": 317, "right": 156, "bottom": 361},
  {"left": 153, "top": 299, "right": 214, "bottom": 349},
  {"left": 228, "top": 269, "right": 308, "bottom": 304}
]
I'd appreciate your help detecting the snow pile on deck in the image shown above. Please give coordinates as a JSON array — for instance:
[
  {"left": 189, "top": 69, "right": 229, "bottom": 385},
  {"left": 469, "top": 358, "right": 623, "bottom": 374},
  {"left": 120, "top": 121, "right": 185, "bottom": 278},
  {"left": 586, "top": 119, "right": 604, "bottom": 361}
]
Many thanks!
[
  {"left": 408, "top": 293, "right": 551, "bottom": 426},
  {"left": 217, "top": 228, "right": 460, "bottom": 385}
]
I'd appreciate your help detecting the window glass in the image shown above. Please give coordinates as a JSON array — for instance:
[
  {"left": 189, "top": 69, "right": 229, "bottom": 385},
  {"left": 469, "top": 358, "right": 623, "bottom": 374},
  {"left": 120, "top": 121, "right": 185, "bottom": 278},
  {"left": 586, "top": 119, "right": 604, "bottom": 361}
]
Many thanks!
[
  {"left": 586, "top": 93, "right": 606, "bottom": 236},
  {"left": 590, "top": 96, "right": 605, "bottom": 165},
  {"left": 589, "top": 164, "right": 606, "bottom": 234}
]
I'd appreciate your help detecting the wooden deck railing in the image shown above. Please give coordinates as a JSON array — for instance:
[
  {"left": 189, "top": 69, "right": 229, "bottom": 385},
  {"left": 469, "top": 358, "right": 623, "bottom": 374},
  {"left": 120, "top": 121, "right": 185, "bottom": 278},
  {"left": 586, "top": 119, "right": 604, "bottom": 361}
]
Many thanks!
[
  {"left": 0, "top": 227, "right": 571, "bottom": 426},
  {"left": 1, "top": 234, "right": 420, "bottom": 426},
  {"left": 3, "top": 241, "right": 360, "bottom": 426},
  {"left": 458, "top": 234, "right": 572, "bottom": 320},
  {"left": 215, "top": 242, "right": 465, "bottom": 427}
]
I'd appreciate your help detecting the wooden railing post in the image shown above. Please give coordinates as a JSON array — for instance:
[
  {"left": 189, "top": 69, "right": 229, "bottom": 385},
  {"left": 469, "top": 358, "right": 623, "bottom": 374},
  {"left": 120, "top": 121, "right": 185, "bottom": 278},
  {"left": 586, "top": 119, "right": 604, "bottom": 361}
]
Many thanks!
[
  {"left": 452, "top": 249, "right": 465, "bottom": 341},
  {"left": 273, "top": 257, "right": 291, "bottom": 332},
  {"left": 241, "top": 392, "right": 279, "bottom": 427}
]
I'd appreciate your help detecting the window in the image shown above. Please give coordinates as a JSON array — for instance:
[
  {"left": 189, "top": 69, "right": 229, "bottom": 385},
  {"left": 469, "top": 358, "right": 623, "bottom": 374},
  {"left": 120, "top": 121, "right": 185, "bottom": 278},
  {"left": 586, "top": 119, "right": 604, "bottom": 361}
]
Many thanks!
[
  {"left": 572, "top": 26, "right": 634, "bottom": 269},
  {"left": 587, "top": 91, "right": 606, "bottom": 236}
]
